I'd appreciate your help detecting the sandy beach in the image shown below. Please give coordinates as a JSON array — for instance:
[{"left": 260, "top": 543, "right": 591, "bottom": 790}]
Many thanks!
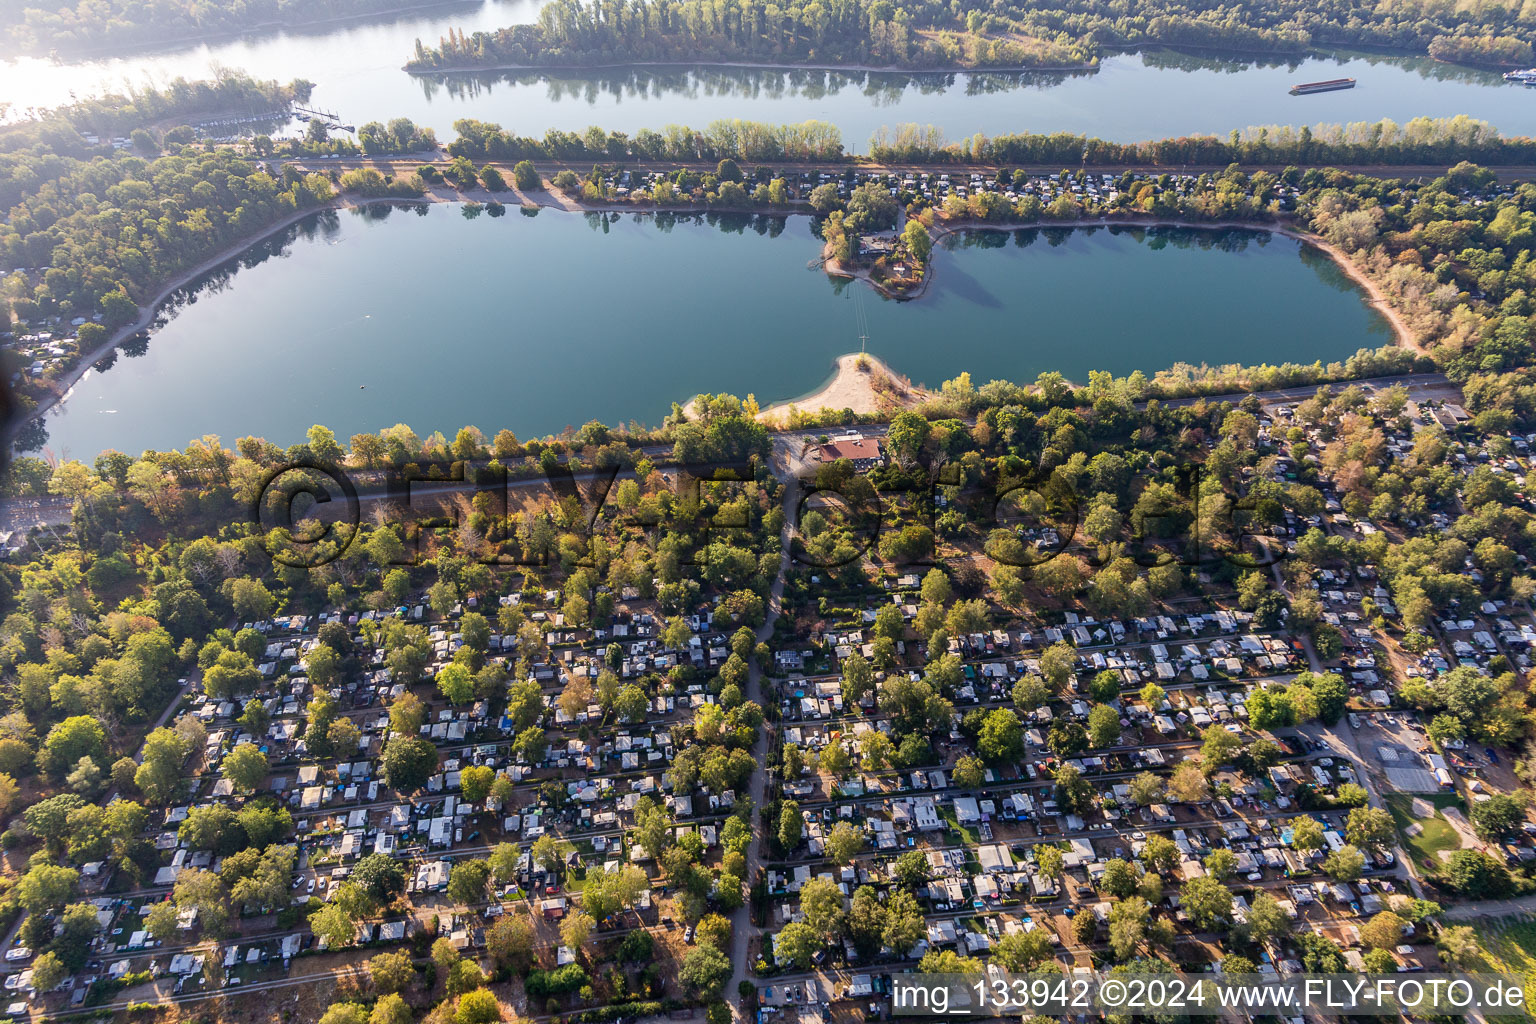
[{"left": 756, "top": 352, "right": 931, "bottom": 422}]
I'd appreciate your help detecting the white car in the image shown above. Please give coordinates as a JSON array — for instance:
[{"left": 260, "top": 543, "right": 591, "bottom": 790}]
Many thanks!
[{"left": 2, "top": 950, "right": 27, "bottom": 963}]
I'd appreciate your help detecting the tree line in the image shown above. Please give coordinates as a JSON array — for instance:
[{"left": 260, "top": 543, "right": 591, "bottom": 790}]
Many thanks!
[{"left": 870, "top": 116, "right": 1536, "bottom": 167}]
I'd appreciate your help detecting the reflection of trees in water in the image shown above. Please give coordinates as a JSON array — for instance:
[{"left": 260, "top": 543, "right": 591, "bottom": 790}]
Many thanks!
[
  {"left": 946, "top": 223, "right": 1275, "bottom": 251},
  {"left": 151, "top": 210, "right": 340, "bottom": 328},
  {"left": 1133, "top": 47, "right": 1307, "bottom": 74},
  {"left": 15, "top": 418, "right": 48, "bottom": 452},
  {"left": 574, "top": 209, "right": 788, "bottom": 237},
  {"left": 1297, "top": 240, "right": 1361, "bottom": 294},
  {"left": 1131, "top": 45, "right": 1507, "bottom": 85},
  {"left": 418, "top": 63, "right": 1096, "bottom": 109}
]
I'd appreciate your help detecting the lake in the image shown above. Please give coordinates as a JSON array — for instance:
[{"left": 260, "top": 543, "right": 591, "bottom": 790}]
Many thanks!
[
  {"left": 30, "top": 204, "right": 1393, "bottom": 458},
  {"left": 5, "top": 0, "right": 1536, "bottom": 145}
]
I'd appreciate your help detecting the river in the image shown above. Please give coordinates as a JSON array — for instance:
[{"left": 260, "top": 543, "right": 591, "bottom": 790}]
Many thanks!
[
  {"left": 28, "top": 206, "right": 1392, "bottom": 457},
  {"left": 4, "top": 0, "right": 1536, "bottom": 145}
]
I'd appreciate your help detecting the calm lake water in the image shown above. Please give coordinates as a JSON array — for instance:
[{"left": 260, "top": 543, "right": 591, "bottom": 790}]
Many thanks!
[
  {"left": 4, "top": 0, "right": 1536, "bottom": 144},
  {"left": 31, "top": 205, "right": 1392, "bottom": 458}
]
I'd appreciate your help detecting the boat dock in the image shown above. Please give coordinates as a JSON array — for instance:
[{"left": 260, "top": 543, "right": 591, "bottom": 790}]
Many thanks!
[{"left": 293, "top": 106, "right": 356, "bottom": 132}]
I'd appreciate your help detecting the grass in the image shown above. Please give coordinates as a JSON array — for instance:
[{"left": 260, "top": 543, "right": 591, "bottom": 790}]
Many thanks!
[
  {"left": 1384, "top": 792, "right": 1463, "bottom": 873},
  {"left": 1477, "top": 916, "right": 1536, "bottom": 976},
  {"left": 940, "top": 806, "right": 979, "bottom": 847},
  {"left": 1471, "top": 914, "right": 1536, "bottom": 1016}
]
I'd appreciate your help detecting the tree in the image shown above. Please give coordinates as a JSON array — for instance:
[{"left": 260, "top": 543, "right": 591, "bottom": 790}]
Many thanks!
[
  {"left": 381, "top": 736, "right": 438, "bottom": 792},
  {"left": 372, "top": 994, "right": 413, "bottom": 1024},
  {"left": 1360, "top": 911, "right": 1408, "bottom": 951},
  {"left": 1054, "top": 764, "right": 1093, "bottom": 814},
  {"left": 952, "top": 755, "right": 985, "bottom": 788},
  {"left": 977, "top": 708, "right": 1024, "bottom": 763},
  {"left": 320, "top": 1005, "right": 368, "bottom": 1024},
  {"left": 1204, "top": 849, "right": 1237, "bottom": 881},
  {"left": 1168, "top": 762, "right": 1210, "bottom": 803},
  {"left": 1471, "top": 794, "right": 1526, "bottom": 841},
  {"left": 1290, "top": 815, "right": 1325, "bottom": 852},
  {"left": 886, "top": 411, "right": 931, "bottom": 467},
  {"left": 369, "top": 951, "right": 416, "bottom": 995},
  {"left": 1108, "top": 896, "right": 1148, "bottom": 960},
  {"left": 447, "top": 859, "right": 491, "bottom": 905},
  {"left": 1101, "top": 858, "right": 1138, "bottom": 898},
  {"left": 1437, "top": 925, "right": 1482, "bottom": 969},
  {"left": 1445, "top": 850, "right": 1514, "bottom": 898},
  {"left": 437, "top": 663, "right": 475, "bottom": 704},
  {"left": 826, "top": 821, "right": 865, "bottom": 865},
  {"left": 354, "top": 853, "right": 406, "bottom": 907},
  {"left": 561, "top": 911, "right": 594, "bottom": 949},
  {"left": 15, "top": 863, "right": 78, "bottom": 915},
  {"left": 222, "top": 744, "right": 267, "bottom": 793},
  {"left": 479, "top": 165, "right": 507, "bottom": 191},
  {"left": 779, "top": 800, "right": 804, "bottom": 850},
  {"left": 1345, "top": 806, "right": 1395, "bottom": 852},
  {"left": 1181, "top": 876, "right": 1233, "bottom": 930},
  {"left": 173, "top": 867, "right": 232, "bottom": 935},
  {"left": 773, "top": 921, "right": 820, "bottom": 970},
  {"left": 457, "top": 990, "right": 502, "bottom": 1024},
  {"left": 487, "top": 914, "right": 535, "bottom": 972},
  {"left": 1129, "top": 771, "right": 1164, "bottom": 806},
  {"left": 30, "top": 951, "right": 66, "bottom": 993},
  {"left": 1140, "top": 835, "right": 1178, "bottom": 874},
  {"left": 1200, "top": 725, "right": 1242, "bottom": 767},
  {"left": 389, "top": 692, "right": 426, "bottom": 736},
  {"left": 800, "top": 878, "right": 846, "bottom": 937},
  {"left": 882, "top": 887, "right": 925, "bottom": 954},
  {"left": 1247, "top": 892, "right": 1290, "bottom": 946},
  {"left": 1322, "top": 844, "right": 1366, "bottom": 881},
  {"left": 680, "top": 942, "right": 731, "bottom": 996},
  {"left": 41, "top": 716, "right": 106, "bottom": 777},
  {"left": 846, "top": 886, "right": 887, "bottom": 957},
  {"left": 512, "top": 160, "right": 539, "bottom": 190},
  {"left": 1087, "top": 704, "right": 1121, "bottom": 748},
  {"left": 994, "top": 929, "right": 1053, "bottom": 971},
  {"left": 460, "top": 765, "right": 495, "bottom": 805}
]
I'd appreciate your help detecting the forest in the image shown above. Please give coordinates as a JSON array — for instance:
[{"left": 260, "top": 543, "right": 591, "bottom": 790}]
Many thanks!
[
  {"left": 408, "top": 0, "right": 1536, "bottom": 74},
  {"left": 406, "top": 0, "right": 1097, "bottom": 72}
]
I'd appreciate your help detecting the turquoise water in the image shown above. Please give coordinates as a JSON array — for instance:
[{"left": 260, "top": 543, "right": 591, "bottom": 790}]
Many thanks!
[{"left": 31, "top": 205, "right": 1392, "bottom": 457}]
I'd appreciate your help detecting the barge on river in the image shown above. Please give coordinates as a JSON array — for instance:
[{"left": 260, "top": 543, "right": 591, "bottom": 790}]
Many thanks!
[{"left": 1289, "top": 77, "right": 1356, "bottom": 95}]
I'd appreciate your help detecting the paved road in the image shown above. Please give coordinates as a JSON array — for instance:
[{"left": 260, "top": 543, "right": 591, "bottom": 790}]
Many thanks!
[{"left": 726, "top": 459, "right": 800, "bottom": 1018}]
